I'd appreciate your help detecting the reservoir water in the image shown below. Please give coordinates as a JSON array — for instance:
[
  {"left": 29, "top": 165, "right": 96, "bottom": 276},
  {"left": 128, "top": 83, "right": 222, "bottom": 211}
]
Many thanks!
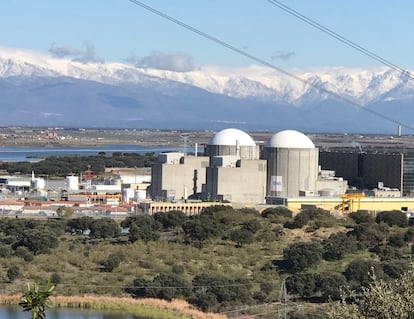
[
  {"left": 0, "top": 305, "right": 142, "bottom": 318},
  {"left": 0, "top": 144, "right": 198, "bottom": 162}
]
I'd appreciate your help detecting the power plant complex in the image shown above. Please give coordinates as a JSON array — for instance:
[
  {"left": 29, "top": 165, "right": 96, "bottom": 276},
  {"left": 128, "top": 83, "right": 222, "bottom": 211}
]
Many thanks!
[{"left": 150, "top": 128, "right": 414, "bottom": 214}]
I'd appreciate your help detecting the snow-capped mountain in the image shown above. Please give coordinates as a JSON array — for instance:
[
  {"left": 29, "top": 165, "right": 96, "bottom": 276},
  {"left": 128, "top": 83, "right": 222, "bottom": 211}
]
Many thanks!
[{"left": 0, "top": 47, "right": 414, "bottom": 133}]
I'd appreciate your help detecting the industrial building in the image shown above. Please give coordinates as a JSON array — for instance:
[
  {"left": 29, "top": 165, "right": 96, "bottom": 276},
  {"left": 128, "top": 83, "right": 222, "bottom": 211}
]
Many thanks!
[
  {"left": 150, "top": 152, "right": 209, "bottom": 201},
  {"left": 150, "top": 128, "right": 346, "bottom": 205}
]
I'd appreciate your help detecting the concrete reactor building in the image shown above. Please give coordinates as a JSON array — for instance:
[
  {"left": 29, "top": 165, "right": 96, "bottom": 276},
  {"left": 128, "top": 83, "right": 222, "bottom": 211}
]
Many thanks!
[
  {"left": 263, "top": 130, "right": 319, "bottom": 198},
  {"left": 203, "top": 128, "right": 266, "bottom": 203}
]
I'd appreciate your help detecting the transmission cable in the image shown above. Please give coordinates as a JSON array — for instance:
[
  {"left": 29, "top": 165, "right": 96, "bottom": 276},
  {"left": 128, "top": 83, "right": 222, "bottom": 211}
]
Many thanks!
[
  {"left": 264, "top": 0, "right": 414, "bottom": 80},
  {"left": 126, "top": 0, "right": 414, "bottom": 132}
]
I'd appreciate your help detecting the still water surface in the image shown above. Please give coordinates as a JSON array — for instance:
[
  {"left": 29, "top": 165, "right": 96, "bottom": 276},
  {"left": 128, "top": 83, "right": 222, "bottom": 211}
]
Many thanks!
[
  {"left": 0, "top": 305, "right": 142, "bottom": 318},
  {"left": 0, "top": 144, "right": 198, "bottom": 162}
]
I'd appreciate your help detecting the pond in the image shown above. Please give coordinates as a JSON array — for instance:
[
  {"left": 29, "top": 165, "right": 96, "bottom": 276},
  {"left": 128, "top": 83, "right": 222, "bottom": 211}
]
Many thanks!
[{"left": 0, "top": 305, "right": 142, "bottom": 319}]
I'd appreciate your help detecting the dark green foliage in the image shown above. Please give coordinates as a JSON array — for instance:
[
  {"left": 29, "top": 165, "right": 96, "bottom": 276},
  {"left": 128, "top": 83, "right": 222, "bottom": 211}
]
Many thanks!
[
  {"left": 348, "top": 223, "right": 388, "bottom": 249},
  {"left": 15, "top": 226, "right": 59, "bottom": 255},
  {"left": 323, "top": 232, "right": 358, "bottom": 260},
  {"left": 171, "top": 264, "right": 184, "bottom": 274},
  {"left": 0, "top": 218, "right": 41, "bottom": 238},
  {"left": 89, "top": 218, "right": 120, "bottom": 239},
  {"left": 284, "top": 207, "right": 335, "bottom": 229},
  {"left": 101, "top": 252, "right": 125, "bottom": 272},
  {"left": 404, "top": 227, "right": 414, "bottom": 242},
  {"left": 261, "top": 206, "right": 292, "bottom": 223},
  {"left": 349, "top": 211, "right": 375, "bottom": 224},
  {"left": 7, "top": 265, "right": 21, "bottom": 281},
  {"left": 192, "top": 273, "right": 252, "bottom": 312},
  {"left": 344, "top": 259, "right": 384, "bottom": 290},
  {"left": 122, "top": 215, "right": 161, "bottom": 243},
  {"left": 370, "top": 244, "right": 403, "bottom": 261},
  {"left": 286, "top": 272, "right": 318, "bottom": 297},
  {"left": 381, "top": 259, "right": 410, "bottom": 279},
  {"left": 241, "top": 219, "right": 261, "bottom": 233},
  {"left": 283, "top": 241, "right": 323, "bottom": 272},
  {"left": 229, "top": 228, "right": 254, "bottom": 247},
  {"left": 182, "top": 212, "right": 225, "bottom": 242},
  {"left": 129, "top": 273, "right": 192, "bottom": 301},
  {"left": 318, "top": 272, "right": 347, "bottom": 301},
  {"left": 260, "top": 281, "right": 274, "bottom": 295},
  {"left": 0, "top": 153, "right": 158, "bottom": 176},
  {"left": 153, "top": 210, "right": 188, "bottom": 230},
  {"left": 14, "top": 246, "right": 34, "bottom": 261},
  {"left": 0, "top": 243, "right": 12, "bottom": 257},
  {"left": 376, "top": 210, "right": 409, "bottom": 227},
  {"left": 388, "top": 232, "right": 406, "bottom": 247},
  {"left": 50, "top": 273, "right": 62, "bottom": 285}
]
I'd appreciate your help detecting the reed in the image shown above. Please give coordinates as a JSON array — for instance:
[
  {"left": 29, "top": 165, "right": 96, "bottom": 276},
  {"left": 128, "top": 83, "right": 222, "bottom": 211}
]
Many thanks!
[{"left": 0, "top": 295, "right": 227, "bottom": 319}]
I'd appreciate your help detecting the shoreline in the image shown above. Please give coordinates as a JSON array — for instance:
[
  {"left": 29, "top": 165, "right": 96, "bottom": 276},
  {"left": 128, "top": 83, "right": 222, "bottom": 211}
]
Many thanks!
[{"left": 0, "top": 295, "right": 226, "bottom": 319}]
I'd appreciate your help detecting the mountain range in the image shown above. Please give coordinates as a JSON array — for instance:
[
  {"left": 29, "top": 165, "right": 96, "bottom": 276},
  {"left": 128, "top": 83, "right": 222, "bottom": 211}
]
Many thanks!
[{"left": 1, "top": 47, "right": 414, "bottom": 133}]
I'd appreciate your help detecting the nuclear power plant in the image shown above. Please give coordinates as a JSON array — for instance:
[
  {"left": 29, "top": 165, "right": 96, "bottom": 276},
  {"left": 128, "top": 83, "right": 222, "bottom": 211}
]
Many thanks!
[{"left": 150, "top": 128, "right": 347, "bottom": 206}]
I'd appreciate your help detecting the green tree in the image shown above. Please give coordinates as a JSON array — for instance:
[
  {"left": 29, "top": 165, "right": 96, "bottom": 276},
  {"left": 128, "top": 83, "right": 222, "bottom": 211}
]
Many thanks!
[
  {"left": 261, "top": 206, "right": 292, "bottom": 223},
  {"left": 89, "top": 218, "right": 120, "bottom": 239},
  {"left": 16, "top": 226, "right": 59, "bottom": 255},
  {"left": 323, "top": 232, "right": 358, "bottom": 260},
  {"left": 286, "top": 272, "right": 318, "bottom": 298},
  {"left": 19, "top": 280, "right": 55, "bottom": 319},
  {"left": 344, "top": 259, "right": 384, "bottom": 290},
  {"left": 7, "top": 265, "right": 21, "bottom": 282},
  {"left": 229, "top": 228, "right": 254, "bottom": 247},
  {"left": 283, "top": 241, "right": 323, "bottom": 272},
  {"left": 153, "top": 210, "right": 188, "bottom": 230},
  {"left": 318, "top": 272, "right": 347, "bottom": 301},
  {"left": 100, "top": 252, "right": 125, "bottom": 272},
  {"left": 328, "top": 263, "right": 414, "bottom": 319},
  {"left": 349, "top": 211, "right": 375, "bottom": 224},
  {"left": 376, "top": 210, "right": 409, "bottom": 227}
]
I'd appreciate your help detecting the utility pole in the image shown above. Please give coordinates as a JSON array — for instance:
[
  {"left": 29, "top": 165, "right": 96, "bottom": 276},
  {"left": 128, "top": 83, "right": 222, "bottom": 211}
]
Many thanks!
[{"left": 279, "top": 278, "right": 288, "bottom": 319}]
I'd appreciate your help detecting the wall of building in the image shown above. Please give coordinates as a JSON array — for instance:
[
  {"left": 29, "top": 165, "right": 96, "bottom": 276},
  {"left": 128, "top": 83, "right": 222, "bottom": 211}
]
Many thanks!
[
  {"left": 319, "top": 151, "right": 403, "bottom": 191},
  {"left": 205, "top": 160, "right": 267, "bottom": 204},
  {"left": 151, "top": 156, "right": 209, "bottom": 201},
  {"left": 362, "top": 153, "right": 402, "bottom": 190},
  {"left": 265, "top": 148, "right": 319, "bottom": 198},
  {"left": 206, "top": 145, "right": 259, "bottom": 160},
  {"left": 319, "top": 151, "right": 360, "bottom": 183}
]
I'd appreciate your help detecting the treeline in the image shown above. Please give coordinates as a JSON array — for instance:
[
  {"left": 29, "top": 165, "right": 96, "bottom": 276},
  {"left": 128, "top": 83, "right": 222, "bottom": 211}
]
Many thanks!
[
  {"left": 0, "top": 152, "right": 158, "bottom": 176},
  {"left": 0, "top": 206, "right": 413, "bottom": 316}
]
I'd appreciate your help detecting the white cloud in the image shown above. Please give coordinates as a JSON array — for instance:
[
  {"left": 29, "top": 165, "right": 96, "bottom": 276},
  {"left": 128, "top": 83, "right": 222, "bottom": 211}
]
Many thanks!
[{"left": 127, "top": 51, "right": 195, "bottom": 72}]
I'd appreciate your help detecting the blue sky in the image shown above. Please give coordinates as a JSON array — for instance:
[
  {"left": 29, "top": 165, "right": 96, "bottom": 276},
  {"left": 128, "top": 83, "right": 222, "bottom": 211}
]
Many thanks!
[{"left": 1, "top": 1, "right": 413, "bottom": 70}]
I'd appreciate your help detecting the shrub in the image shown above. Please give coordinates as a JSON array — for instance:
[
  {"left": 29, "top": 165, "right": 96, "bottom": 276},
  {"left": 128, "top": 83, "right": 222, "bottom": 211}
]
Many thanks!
[
  {"left": 344, "top": 259, "right": 384, "bottom": 291},
  {"left": 283, "top": 241, "right": 323, "bottom": 272},
  {"left": 376, "top": 210, "right": 409, "bottom": 227},
  {"left": 349, "top": 211, "right": 375, "bottom": 224},
  {"left": 100, "top": 252, "right": 125, "bottom": 272},
  {"left": 323, "top": 232, "right": 358, "bottom": 260},
  {"left": 7, "top": 265, "right": 20, "bottom": 282},
  {"left": 261, "top": 207, "right": 292, "bottom": 223}
]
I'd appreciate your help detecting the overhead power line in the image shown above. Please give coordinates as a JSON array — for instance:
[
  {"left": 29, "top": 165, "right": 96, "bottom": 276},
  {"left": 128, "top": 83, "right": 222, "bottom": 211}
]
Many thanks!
[
  {"left": 264, "top": 0, "right": 414, "bottom": 80},
  {"left": 126, "top": 0, "right": 414, "bottom": 132}
]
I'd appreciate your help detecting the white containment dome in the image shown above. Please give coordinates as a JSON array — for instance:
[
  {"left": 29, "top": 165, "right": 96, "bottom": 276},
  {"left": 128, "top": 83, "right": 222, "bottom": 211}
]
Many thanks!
[
  {"left": 265, "top": 130, "right": 315, "bottom": 149},
  {"left": 206, "top": 128, "right": 259, "bottom": 160},
  {"left": 209, "top": 128, "right": 256, "bottom": 146}
]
